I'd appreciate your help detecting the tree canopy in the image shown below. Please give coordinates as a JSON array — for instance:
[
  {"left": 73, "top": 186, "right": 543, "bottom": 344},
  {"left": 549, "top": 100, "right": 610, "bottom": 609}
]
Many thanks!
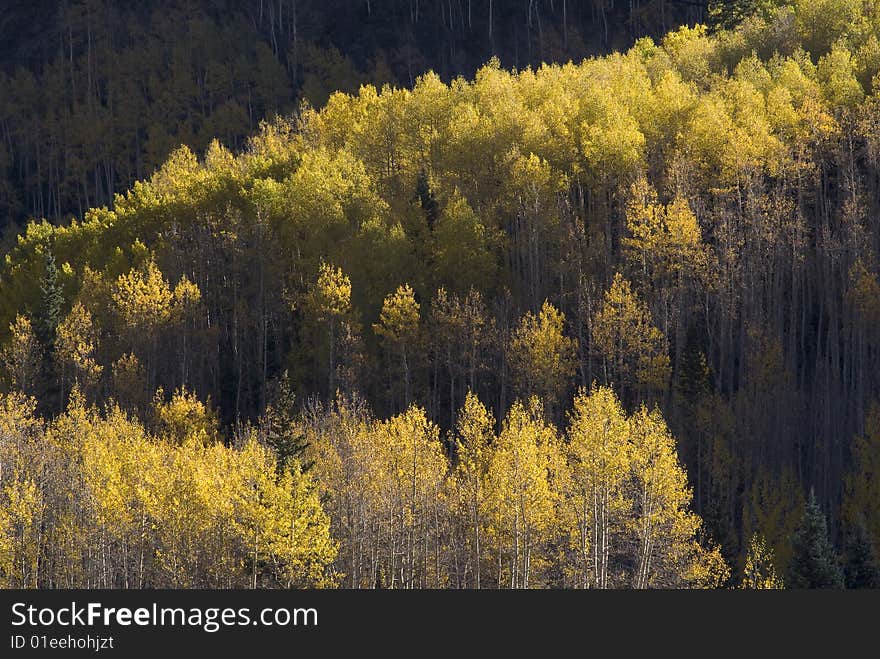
[{"left": 3, "top": 0, "right": 880, "bottom": 587}]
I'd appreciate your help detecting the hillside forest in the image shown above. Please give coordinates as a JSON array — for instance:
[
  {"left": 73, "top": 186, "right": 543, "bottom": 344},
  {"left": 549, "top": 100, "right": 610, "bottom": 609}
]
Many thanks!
[{"left": 2, "top": 0, "right": 880, "bottom": 589}]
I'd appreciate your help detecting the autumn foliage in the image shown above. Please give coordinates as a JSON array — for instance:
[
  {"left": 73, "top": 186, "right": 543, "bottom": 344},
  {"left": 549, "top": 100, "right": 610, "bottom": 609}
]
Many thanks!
[{"left": 4, "top": 0, "right": 880, "bottom": 587}]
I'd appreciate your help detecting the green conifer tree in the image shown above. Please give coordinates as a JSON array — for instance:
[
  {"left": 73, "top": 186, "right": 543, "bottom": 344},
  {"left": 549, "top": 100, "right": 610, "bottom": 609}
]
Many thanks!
[
  {"left": 787, "top": 490, "right": 845, "bottom": 588},
  {"left": 37, "top": 249, "right": 64, "bottom": 348},
  {"left": 843, "top": 523, "right": 880, "bottom": 589},
  {"left": 260, "top": 371, "right": 311, "bottom": 474}
]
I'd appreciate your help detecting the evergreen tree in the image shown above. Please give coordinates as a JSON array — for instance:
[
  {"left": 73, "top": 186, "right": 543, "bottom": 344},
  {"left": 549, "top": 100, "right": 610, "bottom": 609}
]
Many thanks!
[
  {"left": 260, "top": 372, "right": 311, "bottom": 474},
  {"left": 415, "top": 170, "right": 438, "bottom": 230},
  {"left": 36, "top": 249, "right": 63, "bottom": 348},
  {"left": 707, "top": 0, "right": 783, "bottom": 32},
  {"left": 787, "top": 490, "right": 845, "bottom": 589},
  {"left": 843, "top": 523, "right": 880, "bottom": 589}
]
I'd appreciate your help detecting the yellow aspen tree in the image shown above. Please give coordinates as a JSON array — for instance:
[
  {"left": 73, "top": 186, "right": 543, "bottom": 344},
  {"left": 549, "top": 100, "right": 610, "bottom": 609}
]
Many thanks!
[
  {"left": 0, "top": 315, "right": 41, "bottom": 395},
  {"left": 151, "top": 438, "right": 225, "bottom": 587},
  {"left": 564, "top": 385, "right": 631, "bottom": 588},
  {"left": 0, "top": 475, "right": 43, "bottom": 587},
  {"left": 306, "top": 261, "right": 355, "bottom": 395},
  {"left": 501, "top": 152, "right": 568, "bottom": 310},
  {"left": 0, "top": 391, "right": 44, "bottom": 587},
  {"left": 0, "top": 392, "right": 43, "bottom": 512},
  {"left": 624, "top": 179, "right": 707, "bottom": 285},
  {"left": 627, "top": 404, "right": 729, "bottom": 588},
  {"left": 485, "top": 397, "right": 560, "bottom": 588},
  {"left": 111, "top": 257, "right": 174, "bottom": 386},
  {"left": 373, "top": 284, "right": 421, "bottom": 407},
  {"left": 231, "top": 434, "right": 338, "bottom": 588},
  {"left": 302, "top": 394, "right": 378, "bottom": 588},
  {"left": 375, "top": 405, "right": 448, "bottom": 588},
  {"left": 592, "top": 273, "right": 671, "bottom": 398},
  {"left": 740, "top": 532, "right": 784, "bottom": 589},
  {"left": 508, "top": 301, "right": 577, "bottom": 416},
  {"left": 580, "top": 95, "right": 646, "bottom": 183},
  {"left": 55, "top": 302, "right": 103, "bottom": 397},
  {"left": 452, "top": 390, "right": 495, "bottom": 588},
  {"left": 268, "top": 458, "right": 339, "bottom": 588},
  {"left": 77, "top": 402, "right": 162, "bottom": 588},
  {"left": 153, "top": 386, "right": 220, "bottom": 445},
  {"left": 433, "top": 189, "right": 498, "bottom": 294},
  {"left": 111, "top": 257, "right": 174, "bottom": 333},
  {"left": 432, "top": 287, "right": 494, "bottom": 425}
]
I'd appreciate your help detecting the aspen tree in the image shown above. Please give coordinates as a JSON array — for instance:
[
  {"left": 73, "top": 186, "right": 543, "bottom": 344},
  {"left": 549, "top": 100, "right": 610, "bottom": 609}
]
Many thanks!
[
  {"left": 432, "top": 190, "right": 497, "bottom": 294},
  {"left": 0, "top": 316, "right": 41, "bottom": 396},
  {"left": 111, "top": 258, "right": 174, "bottom": 388},
  {"left": 741, "top": 533, "right": 784, "bottom": 588},
  {"left": 0, "top": 391, "right": 45, "bottom": 587},
  {"left": 374, "top": 284, "right": 421, "bottom": 407},
  {"left": 306, "top": 261, "right": 355, "bottom": 396},
  {"left": 374, "top": 405, "right": 448, "bottom": 588},
  {"left": 508, "top": 301, "right": 576, "bottom": 417},
  {"left": 153, "top": 386, "right": 220, "bottom": 445},
  {"left": 628, "top": 404, "right": 718, "bottom": 588},
  {"left": 564, "top": 385, "right": 631, "bottom": 588},
  {"left": 431, "top": 287, "right": 494, "bottom": 424},
  {"left": 452, "top": 391, "right": 495, "bottom": 588},
  {"left": 485, "top": 398, "right": 560, "bottom": 588},
  {"left": 592, "top": 273, "right": 670, "bottom": 399},
  {"left": 55, "top": 302, "right": 103, "bottom": 397}
]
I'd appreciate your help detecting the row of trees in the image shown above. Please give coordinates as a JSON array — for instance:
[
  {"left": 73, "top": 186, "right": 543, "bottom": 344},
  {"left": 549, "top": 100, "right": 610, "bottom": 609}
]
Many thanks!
[
  {"left": 0, "top": 0, "right": 710, "bottom": 232},
  {"left": 3, "top": 380, "right": 863, "bottom": 588},
  {"left": 0, "top": 254, "right": 660, "bottom": 422},
  {"left": 0, "top": 388, "right": 336, "bottom": 588},
  {"left": 304, "top": 386, "right": 728, "bottom": 589},
  {"left": 3, "top": 0, "right": 880, "bottom": 583}
]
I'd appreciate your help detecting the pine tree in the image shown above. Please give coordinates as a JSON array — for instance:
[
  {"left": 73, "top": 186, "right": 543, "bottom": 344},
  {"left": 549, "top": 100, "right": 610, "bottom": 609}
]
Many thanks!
[
  {"left": 37, "top": 249, "right": 64, "bottom": 348},
  {"left": 787, "top": 490, "right": 845, "bottom": 588},
  {"left": 843, "top": 523, "right": 880, "bottom": 589},
  {"left": 260, "top": 372, "right": 311, "bottom": 474},
  {"left": 707, "top": 0, "right": 784, "bottom": 32},
  {"left": 415, "top": 170, "right": 438, "bottom": 230}
]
